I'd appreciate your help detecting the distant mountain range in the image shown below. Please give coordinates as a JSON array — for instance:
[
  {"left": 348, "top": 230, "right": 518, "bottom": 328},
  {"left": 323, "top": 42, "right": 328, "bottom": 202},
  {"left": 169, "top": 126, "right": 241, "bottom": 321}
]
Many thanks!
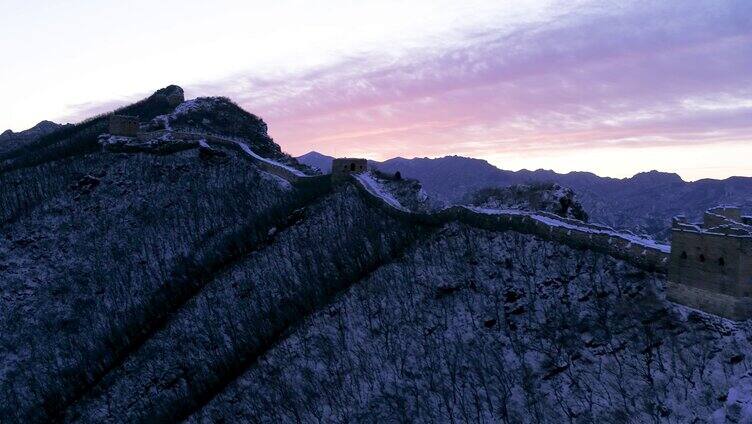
[
  {"left": 0, "top": 120, "right": 67, "bottom": 154},
  {"left": 1, "top": 120, "right": 65, "bottom": 142},
  {"left": 298, "top": 151, "right": 752, "bottom": 239}
]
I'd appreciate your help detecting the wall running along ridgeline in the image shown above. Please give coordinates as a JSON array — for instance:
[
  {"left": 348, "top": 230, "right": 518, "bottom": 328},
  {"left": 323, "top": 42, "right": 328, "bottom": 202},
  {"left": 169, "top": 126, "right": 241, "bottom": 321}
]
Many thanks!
[
  {"left": 350, "top": 173, "right": 670, "bottom": 274},
  {"left": 102, "top": 128, "right": 676, "bottom": 302}
]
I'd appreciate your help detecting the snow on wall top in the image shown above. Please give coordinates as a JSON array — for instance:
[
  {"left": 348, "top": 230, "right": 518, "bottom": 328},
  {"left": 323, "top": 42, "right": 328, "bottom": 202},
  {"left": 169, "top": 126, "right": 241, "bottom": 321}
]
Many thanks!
[
  {"left": 354, "top": 173, "right": 410, "bottom": 212},
  {"left": 352, "top": 172, "right": 670, "bottom": 257},
  {"left": 232, "top": 140, "right": 308, "bottom": 178}
]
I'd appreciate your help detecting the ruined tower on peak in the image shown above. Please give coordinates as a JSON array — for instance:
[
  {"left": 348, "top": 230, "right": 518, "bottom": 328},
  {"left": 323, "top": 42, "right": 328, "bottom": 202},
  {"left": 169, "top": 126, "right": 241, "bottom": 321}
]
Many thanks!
[{"left": 109, "top": 115, "right": 139, "bottom": 137}]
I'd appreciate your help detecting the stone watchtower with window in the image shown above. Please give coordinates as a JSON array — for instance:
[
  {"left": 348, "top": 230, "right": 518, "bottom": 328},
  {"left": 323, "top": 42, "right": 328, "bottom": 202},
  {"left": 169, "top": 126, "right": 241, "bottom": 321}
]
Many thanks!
[
  {"left": 667, "top": 206, "right": 752, "bottom": 320},
  {"left": 331, "top": 158, "right": 368, "bottom": 182}
]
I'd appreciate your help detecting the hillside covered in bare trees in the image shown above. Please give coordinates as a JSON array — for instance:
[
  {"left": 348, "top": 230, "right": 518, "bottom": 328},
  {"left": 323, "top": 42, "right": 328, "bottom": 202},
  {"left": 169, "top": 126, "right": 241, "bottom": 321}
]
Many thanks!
[{"left": 2, "top": 87, "right": 751, "bottom": 423}]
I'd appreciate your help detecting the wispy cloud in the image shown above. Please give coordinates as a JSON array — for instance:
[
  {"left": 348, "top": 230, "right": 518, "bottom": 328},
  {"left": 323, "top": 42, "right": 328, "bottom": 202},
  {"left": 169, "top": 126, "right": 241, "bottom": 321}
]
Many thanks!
[{"left": 59, "top": 0, "right": 752, "bottom": 179}]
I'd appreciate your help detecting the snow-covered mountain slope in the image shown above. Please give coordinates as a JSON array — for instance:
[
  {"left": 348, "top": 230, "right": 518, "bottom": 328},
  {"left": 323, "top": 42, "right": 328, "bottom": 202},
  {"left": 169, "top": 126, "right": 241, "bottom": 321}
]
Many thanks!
[
  {"left": 191, "top": 224, "right": 752, "bottom": 423},
  {"left": 0, "top": 87, "right": 324, "bottom": 422},
  {"left": 147, "top": 97, "right": 317, "bottom": 175},
  {"left": 0, "top": 145, "right": 314, "bottom": 422},
  {"left": 1, "top": 88, "right": 748, "bottom": 423},
  {"left": 64, "top": 184, "right": 423, "bottom": 423},
  {"left": 0, "top": 85, "right": 184, "bottom": 173}
]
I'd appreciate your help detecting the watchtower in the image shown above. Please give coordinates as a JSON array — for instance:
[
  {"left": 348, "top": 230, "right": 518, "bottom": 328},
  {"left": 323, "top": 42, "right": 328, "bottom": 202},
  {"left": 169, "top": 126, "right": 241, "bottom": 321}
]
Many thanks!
[
  {"left": 667, "top": 206, "right": 752, "bottom": 320},
  {"left": 109, "top": 115, "right": 139, "bottom": 137},
  {"left": 332, "top": 158, "right": 368, "bottom": 181}
]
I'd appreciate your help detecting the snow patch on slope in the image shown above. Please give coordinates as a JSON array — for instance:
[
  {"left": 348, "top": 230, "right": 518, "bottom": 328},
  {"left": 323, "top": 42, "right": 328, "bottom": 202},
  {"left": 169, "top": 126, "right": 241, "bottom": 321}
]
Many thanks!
[{"left": 354, "top": 173, "right": 410, "bottom": 212}]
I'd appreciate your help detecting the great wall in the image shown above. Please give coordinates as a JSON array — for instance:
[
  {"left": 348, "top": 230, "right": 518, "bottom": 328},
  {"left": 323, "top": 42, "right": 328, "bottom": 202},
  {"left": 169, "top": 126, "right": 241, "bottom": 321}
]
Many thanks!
[
  {"left": 104, "top": 114, "right": 752, "bottom": 320},
  {"left": 104, "top": 120, "right": 671, "bottom": 272},
  {"left": 351, "top": 172, "right": 670, "bottom": 272}
]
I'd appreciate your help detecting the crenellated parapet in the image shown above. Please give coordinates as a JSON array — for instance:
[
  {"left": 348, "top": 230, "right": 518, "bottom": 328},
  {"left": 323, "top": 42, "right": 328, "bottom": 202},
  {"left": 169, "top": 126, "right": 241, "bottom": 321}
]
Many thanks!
[
  {"left": 668, "top": 206, "right": 752, "bottom": 320},
  {"left": 97, "top": 127, "right": 751, "bottom": 321}
]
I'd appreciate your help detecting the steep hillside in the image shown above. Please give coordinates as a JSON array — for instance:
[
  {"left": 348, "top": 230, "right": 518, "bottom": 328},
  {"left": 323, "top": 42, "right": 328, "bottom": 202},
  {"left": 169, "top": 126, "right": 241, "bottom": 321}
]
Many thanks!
[
  {"left": 0, "top": 88, "right": 326, "bottom": 422},
  {"left": 1, "top": 90, "right": 749, "bottom": 423},
  {"left": 64, "top": 185, "right": 423, "bottom": 422},
  {"left": 0, "top": 142, "right": 319, "bottom": 422},
  {"left": 190, "top": 224, "right": 752, "bottom": 423}
]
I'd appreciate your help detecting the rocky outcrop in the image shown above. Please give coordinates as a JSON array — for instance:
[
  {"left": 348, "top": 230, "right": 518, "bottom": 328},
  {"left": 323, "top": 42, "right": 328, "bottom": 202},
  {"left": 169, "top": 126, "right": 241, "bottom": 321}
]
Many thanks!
[
  {"left": 467, "top": 182, "right": 589, "bottom": 222},
  {"left": 154, "top": 84, "right": 185, "bottom": 107}
]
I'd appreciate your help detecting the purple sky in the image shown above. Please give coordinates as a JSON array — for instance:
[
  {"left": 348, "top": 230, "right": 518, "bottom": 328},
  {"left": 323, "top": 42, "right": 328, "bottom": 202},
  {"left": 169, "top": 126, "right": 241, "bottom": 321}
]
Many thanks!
[{"left": 3, "top": 1, "right": 751, "bottom": 180}]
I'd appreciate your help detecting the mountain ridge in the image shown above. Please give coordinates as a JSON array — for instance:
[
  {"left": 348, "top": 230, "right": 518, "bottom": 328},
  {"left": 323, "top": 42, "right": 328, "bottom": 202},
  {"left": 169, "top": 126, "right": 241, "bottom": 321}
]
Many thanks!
[
  {"left": 0, "top": 120, "right": 64, "bottom": 139},
  {"left": 298, "top": 151, "right": 752, "bottom": 238},
  {"left": 0, "top": 120, "right": 67, "bottom": 155},
  {"left": 298, "top": 151, "right": 702, "bottom": 183},
  {"left": 2, "top": 87, "right": 751, "bottom": 423}
]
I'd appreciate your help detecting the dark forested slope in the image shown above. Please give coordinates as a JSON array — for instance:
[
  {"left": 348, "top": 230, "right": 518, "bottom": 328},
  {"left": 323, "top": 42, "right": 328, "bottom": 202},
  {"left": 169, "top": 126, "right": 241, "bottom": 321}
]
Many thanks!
[
  {"left": 0, "top": 144, "right": 317, "bottom": 421},
  {"left": 190, "top": 223, "right": 752, "bottom": 423},
  {"left": 0, "top": 87, "right": 325, "bottom": 421},
  {"left": 1, "top": 89, "right": 750, "bottom": 423}
]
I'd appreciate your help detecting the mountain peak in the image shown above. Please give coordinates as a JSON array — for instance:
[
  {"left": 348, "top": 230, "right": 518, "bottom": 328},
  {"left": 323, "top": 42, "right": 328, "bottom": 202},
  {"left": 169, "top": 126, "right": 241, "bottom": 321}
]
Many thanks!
[
  {"left": 298, "top": 151, "right": 335, "bottom": 172},
  {"left": 155, "top": 84, "right": 183, "bottom": 95},
  {"left": 1, "top": 120, "right": 62, "bottom": 142},
  {"left": 630, "top": 170, "right": 684, "bottom": 184},
  {"left": 299, "top": 151, "right": 332, "bottom": 159},
  {"left": 31, "top": 120, "right": 61, "bottom": 131},
  {"left": 152, "top": 96, "right": 283, "bottom": 158},
  {"left": 152, "top": 84, "right": 185, "bottom": 107}
]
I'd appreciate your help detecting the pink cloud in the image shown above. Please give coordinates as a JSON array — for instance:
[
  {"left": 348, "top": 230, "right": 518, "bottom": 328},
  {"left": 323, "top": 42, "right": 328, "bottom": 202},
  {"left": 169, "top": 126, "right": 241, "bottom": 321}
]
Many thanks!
[
  {"left": 58, "top": 1, "right": 752, "bottom": 178},
  {"left": 187, "top": 0, "right": 750, "bottom": 166}
]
